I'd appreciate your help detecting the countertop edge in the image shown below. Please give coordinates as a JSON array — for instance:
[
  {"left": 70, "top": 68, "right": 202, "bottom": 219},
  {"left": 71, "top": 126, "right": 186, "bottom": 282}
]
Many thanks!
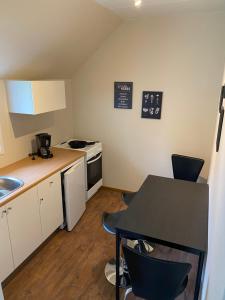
[{"left": 0, "top": 149, "right": 85, "bottom": 207}]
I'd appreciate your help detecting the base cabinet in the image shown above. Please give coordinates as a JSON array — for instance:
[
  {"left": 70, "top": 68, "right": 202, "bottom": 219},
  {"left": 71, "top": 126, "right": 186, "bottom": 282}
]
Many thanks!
[
  {"left": 7, "top": 187, "right": 42, "bottom": 268},
  {"left": 0, "top": 206, "right": 14, "bottom": 282},
  {"left": 38, "top": 173, "right": 63, "bottom": 241},
  {"left": 0, "top": 172, "right": 63, "bottom": 281}
]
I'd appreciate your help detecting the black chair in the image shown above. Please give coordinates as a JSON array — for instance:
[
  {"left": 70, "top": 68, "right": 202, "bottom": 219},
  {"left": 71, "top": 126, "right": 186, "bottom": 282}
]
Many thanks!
[
  {"left": 102, "top": 210, "right": 155, "bottom": 288},
  {"left": 172, "top": 154, "right": 204, "bottom": 182},
  {"left": 102, "top": 211, "right": 131, "bottom": 288},
  {"left": 102, "top": 211, "right": 125, "bottom": 235},
  {"left": 122, "top": 192, "right": 154, "bottom": 254},
  {"left": 122, "top": 245, "right": 192, "bottom": 300},
  {"left": 122, "top": 192, "right": 137, "bottom": 206}
]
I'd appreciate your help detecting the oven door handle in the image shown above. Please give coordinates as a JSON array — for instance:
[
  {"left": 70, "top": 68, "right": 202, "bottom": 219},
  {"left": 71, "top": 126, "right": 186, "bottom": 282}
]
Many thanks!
[{"left": 87, "top": 153, "right": 102, "bottom": 165}]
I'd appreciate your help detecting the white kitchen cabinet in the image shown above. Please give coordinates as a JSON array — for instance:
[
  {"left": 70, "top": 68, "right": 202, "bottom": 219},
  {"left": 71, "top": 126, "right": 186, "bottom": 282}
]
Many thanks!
[
  {"left": 0, "top": 206, "right": 14, "bottom": 282},
  {"left": 38, "top": 173, "right": 63, "bottom": 241},
  {"left": 6, "top": 187, "right": 42, "bottom": 268},
  {"left": 0, "top": 172, "right": 64, "bottom": 279},
  {"left": 5, "top": 80, "right": 66, "bottom": 115}
]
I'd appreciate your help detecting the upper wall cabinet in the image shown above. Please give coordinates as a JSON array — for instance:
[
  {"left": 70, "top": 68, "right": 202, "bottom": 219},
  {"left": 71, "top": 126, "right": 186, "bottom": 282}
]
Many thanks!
[{"left": 5, "top": 80, "right": 66, "bottom": 115}]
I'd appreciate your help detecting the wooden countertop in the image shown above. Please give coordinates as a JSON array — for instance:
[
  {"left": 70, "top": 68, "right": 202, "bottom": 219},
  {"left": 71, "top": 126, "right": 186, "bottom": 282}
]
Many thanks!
[{"left": 0, "top": 148, "right": 85, "bottom": 207}]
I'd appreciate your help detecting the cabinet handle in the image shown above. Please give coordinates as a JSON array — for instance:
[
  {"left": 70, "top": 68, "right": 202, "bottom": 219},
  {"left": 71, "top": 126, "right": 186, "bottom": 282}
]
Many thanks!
[
  {"left": 1, "top": 210, "right": 7, "bottom": 218},
  {"left": 40, "top": 198, "right": 44, "bottom": 203},
  {"left": 7, "top": 207, "right": 12, "bottom": 215},
  {"left": 49, "top": 181, "right": 54, "bottom": 185}
]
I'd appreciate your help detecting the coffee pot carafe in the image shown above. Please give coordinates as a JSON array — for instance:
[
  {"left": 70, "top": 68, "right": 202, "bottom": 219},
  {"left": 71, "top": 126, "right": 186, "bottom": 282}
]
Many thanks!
[{"left": 36, "top": 133, "right": 53, "bottom": 159}]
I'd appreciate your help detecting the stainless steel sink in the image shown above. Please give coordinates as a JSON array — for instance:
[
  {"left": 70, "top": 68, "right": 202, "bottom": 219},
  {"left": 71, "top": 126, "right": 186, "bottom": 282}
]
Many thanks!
[{"left": 0, "top": 177, "right": 24, "bottom": 200}]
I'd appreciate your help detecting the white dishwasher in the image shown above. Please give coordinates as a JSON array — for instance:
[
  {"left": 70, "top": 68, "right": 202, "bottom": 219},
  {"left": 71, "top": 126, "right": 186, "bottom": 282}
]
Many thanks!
[{"left": 61, "top": 157, "right": 86, "bottom": 231}]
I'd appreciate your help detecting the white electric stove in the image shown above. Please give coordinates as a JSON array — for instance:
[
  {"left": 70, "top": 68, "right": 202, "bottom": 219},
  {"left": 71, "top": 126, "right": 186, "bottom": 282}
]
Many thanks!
[{"left": 54, "top": 139, "right": 103, "bottom": 200}]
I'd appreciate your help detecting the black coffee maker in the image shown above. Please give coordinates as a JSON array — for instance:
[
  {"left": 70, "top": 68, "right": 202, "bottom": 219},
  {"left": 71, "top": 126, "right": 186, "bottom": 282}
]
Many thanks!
[{"left": 36, "top": 133, "right": 53, "bottom": 159}]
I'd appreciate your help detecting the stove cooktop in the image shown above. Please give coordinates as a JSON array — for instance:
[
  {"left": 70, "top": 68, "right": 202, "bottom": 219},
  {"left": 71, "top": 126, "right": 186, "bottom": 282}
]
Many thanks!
[
  {"left": 54, "top": 139, "right": 102, "bottom": 160},
  {"left": 68, "top": 140, "right": 96, "bottom": 149}
]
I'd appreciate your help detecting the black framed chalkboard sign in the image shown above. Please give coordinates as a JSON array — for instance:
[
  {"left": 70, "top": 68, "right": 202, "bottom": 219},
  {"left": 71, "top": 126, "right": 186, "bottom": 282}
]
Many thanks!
[
  {"left": 216, "top": 107, "right": 224, "bottom": 152},
  {"left": 216, "top": 85, "right": 225, "bottom": 152},
  {"left": 141, "top": 91, "right": 163, "bottom": 119},
  {"left": 219, "top": 85, "right": 225, "bottom": 113},
  {"left": 114, "top": 82, "right": 133, "bottom": 109}
]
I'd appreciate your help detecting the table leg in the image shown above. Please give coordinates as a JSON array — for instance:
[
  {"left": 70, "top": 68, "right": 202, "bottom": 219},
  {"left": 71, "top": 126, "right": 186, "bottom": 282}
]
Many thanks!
[
  {"left": 194, "top": 252, "right": 205, "bottom": 300},
  {"left": 116, "top": 232, "right": 121, "bottom": 300}
]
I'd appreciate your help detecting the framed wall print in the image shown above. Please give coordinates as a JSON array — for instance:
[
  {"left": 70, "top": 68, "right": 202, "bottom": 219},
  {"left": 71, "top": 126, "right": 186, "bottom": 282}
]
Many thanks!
[
  {"left": 219, "top": 85, "right": 225, "bottom": 113},
  {"left": 141, "top": 91, "right": 163, "bottom": 119},
  {"left": 114, "top": 82, "right": 133, "bottom": 109}
]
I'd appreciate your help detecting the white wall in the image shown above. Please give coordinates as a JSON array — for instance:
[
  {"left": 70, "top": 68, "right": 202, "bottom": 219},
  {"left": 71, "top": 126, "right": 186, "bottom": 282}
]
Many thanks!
[
  {"left": 0, "top": 80, "right": 74, "bottom": 168},
  {"left": 204, "top": 68, "right": 225, "bottom": 300},
  {"left": 72, "top": 11, "right": 225, "bottom": 191}
]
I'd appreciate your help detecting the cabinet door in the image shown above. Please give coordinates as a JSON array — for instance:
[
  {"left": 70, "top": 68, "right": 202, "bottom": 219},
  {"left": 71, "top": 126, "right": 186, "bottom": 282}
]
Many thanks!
[
  {"left": 0, "top": 206, "right": 14, "bottom": 282},
  {"left": 64, "top": 159, "right": 86, "bottom": 231},
  {"left": 38, "top": 173, "right": 63, "bottom": 241},
  {"left": 32, "top": 81, "right": 66, "bottom": 114},
  {"left": 6, "top": 80, "right": 66, "bottom": 115},
  {"left": 7, "top": 188, "right": 42, "bottom": 268}
]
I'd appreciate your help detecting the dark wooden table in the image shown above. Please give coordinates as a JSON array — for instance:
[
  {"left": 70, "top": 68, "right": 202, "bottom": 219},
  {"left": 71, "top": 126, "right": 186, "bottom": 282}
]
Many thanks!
[{"left": 115, "top": 175, "right": 209, "bottom": 300}]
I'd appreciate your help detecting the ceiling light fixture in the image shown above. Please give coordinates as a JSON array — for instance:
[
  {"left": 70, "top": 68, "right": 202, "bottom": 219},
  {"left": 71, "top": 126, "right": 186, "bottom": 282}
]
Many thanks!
[{"left": 134, "top": 0, "right": 142, "bottom": 7}]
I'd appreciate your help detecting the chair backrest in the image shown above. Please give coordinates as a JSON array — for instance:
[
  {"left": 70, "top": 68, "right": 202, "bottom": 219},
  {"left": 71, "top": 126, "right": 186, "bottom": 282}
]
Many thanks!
[
  {"left": 171, "top": 154, "right": 204, "bottom": 182},
  {"left": 122, "top": 245, "right": 191, "bottom": 300}
]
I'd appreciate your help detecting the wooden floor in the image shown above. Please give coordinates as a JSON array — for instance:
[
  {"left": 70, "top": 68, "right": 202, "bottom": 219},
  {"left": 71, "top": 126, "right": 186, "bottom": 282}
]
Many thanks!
[{"left": 3, "top": 187, "right": 198, "bottom": 300}]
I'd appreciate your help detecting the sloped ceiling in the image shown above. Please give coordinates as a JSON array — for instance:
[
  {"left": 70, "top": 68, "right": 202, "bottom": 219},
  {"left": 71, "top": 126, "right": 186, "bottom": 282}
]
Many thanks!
[
  {"left": 96, "top": 0, "right": 225, "bottom": 18},
  {"left": 0, "top": 0, "right": 121, "bottom": 79}
]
